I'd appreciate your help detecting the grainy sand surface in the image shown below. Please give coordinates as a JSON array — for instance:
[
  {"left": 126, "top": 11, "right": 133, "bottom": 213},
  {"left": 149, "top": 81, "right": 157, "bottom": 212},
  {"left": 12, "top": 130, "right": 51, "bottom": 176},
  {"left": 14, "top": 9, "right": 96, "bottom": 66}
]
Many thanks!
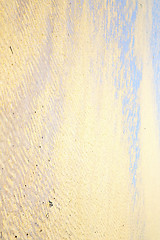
[{"left": 0, "top": 0, "right": 160, "bottom": 239}]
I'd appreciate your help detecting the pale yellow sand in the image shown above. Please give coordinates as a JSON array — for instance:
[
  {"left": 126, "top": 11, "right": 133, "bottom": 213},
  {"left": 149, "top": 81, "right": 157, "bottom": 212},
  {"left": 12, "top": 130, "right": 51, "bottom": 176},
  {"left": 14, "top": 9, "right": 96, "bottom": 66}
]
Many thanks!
[{"left": 0, "top": 0, "right": 160, "bottom": 239}]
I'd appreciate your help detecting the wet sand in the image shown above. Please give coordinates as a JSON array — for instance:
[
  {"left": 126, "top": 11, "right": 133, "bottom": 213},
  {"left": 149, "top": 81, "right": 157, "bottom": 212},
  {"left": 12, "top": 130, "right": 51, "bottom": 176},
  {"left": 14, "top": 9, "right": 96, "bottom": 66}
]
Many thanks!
[{"left": 0, "top": 0, "right": 160, "bottom": 239}]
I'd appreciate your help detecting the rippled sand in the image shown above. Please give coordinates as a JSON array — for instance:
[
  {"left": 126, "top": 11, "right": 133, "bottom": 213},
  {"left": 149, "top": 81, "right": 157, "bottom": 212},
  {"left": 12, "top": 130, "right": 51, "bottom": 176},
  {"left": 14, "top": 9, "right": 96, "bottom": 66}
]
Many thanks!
[{"left": 1, "top": 0, "right": 160, "bottom": 239}]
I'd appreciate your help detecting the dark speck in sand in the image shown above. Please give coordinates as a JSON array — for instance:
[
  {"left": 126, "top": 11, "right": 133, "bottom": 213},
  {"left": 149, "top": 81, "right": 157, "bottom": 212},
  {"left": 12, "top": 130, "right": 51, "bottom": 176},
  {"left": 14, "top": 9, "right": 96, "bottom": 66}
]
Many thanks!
[
  {"left": 10, "top": 46, "right": 13, "bottom": 54},
  {"left": 49, "top": 200, "right": 53, "bottom": 207}
]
